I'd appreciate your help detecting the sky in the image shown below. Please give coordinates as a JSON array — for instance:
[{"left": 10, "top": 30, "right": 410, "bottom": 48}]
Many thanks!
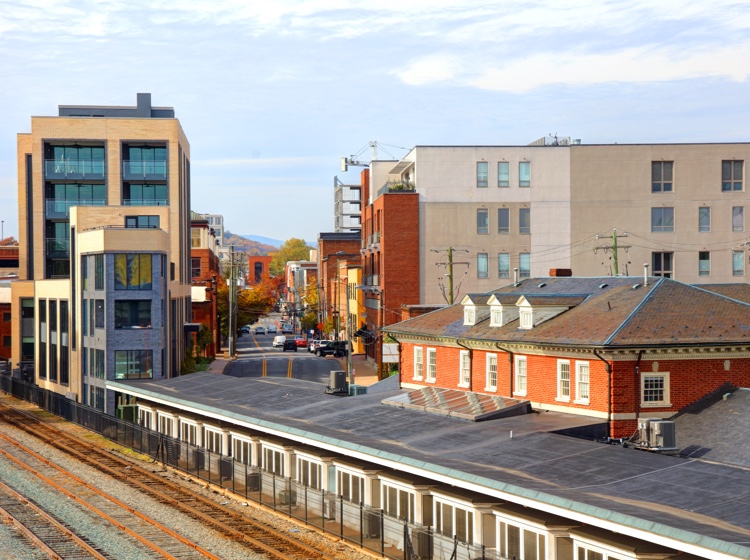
[{"left": 1, "top": 0, "right": 750, "bottom": 243}]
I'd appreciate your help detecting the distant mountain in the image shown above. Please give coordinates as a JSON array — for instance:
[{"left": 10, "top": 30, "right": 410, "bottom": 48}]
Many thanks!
[
  {"left": 224, "top": 231, "right": 278, "bottom": 256},
  {"left": 241, "top": 234, "right": 282, "bottom": 248}
]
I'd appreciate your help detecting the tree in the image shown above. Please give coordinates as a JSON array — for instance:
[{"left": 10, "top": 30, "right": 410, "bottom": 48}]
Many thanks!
[
  {"left": 216, "top": 276, "right": 279, "bottom": 342},
  {"left": 195, "top": 325, "right": 213, "bottom": 358},
  {"left": 270, "top": 238, "right": 311, "bottom": 277}
]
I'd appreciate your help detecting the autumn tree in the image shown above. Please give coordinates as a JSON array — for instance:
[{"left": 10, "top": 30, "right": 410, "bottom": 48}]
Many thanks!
[
  {"left": 270, "top": 238, "right": 312, "bottom": 277},
  {"left": 216, "top": 276, "right": 279, "bottom": 341}
]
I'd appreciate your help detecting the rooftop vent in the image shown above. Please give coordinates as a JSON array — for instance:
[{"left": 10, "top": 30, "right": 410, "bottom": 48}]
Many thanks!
[
  {"left": 632, "top": 283, "right": 641, "bottom": 290},
  {"left": 599, "top": 283, "right": 608, "bottom": 289}
]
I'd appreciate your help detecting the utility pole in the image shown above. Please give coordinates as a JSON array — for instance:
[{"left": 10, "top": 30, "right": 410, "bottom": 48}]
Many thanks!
[
  {"left": 595, "top": 228, "right": 631, "bottom": 276},
  {"left": 228, "top": 246, "right": 236, "bottom": 358},
  {"left": 432, "top": 248, "right": 470, "bottom": 304}
]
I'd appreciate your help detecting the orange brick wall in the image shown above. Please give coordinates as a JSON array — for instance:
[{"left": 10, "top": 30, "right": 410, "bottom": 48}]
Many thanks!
[{"left": 400, "top": 341, "right": 750, "bottom": 437}]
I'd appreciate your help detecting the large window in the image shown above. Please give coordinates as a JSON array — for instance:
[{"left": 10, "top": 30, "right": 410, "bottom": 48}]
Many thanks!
[
  {"left": 498, "top": 208, "right": 509, "bottom": 234},
  {"left": 651, "top": 207, "right": 674, "bottom": 232},
  {"left": 126, "top": 215, "right": 160, "bottom": 228},
  {"left": 498, "top": 162, "right": 509, "bottom": 187},
  {"left": 514, "top": 356, "right": 527, "bottom": 395},
  {"left": 382, "top": 482, "right": 415, "bottom": 523},
  {"left": 123, "top": 183, "right": 168, "bottom": 205},
  {"left": 191, "top": 257, "right": 201, "bottom": 279},
  {"left": 476, "top": 162, "right": 488, "bottom": 188},
  {"left": 39, "top": 298, "right": 47, "bottom": 380},
  {"left": 115, "top": 300, "right": 151, "bottom": 329},
  {"left": 263, "top": 446, "right": 284, "bottom": 475},
  {"left": 115, "top": 254, "right": 152, "bottom": 290},
  {"left": 652, "top": 161, "right": 673, "bottom": 192},
  {"left": 699, "top": 251, "right": 710, "bottom": 276},
  {"left": 414, "top": 347, "right": 423, "bottom": 380},
  {"left": 91, "top": 349, "right": 105, "bottom": 379},
  {"left": 486, "top": 353, "right": 497, "bottom": 390},
  {"left": 519, "top": 161, "right": 530, "bottom": 187},
  {"left": 49, "top": 300, "right": 57, "bottom": 383},
  {"left": 426, "top": 348, "right": 437, "bottom": 382},
  {"left": 652, "top": 252, "right": 673, "bottom": 278},
  {"left": 557, "top": 360, "right": 570, "bottom": 401},
  {"left": 519, "top": 208, "right": 530, "bottom": 234},
  {"left": 477, "top": 253, "right": 488, "bottom": 278},
  {"left": 733, "top": 250, "right": 745, "bottom": 276},
  {"left": 497, "top": 521, "right": 546, "bottom": 560},
  {"left": 642, "top": 372, "right": 670, "bottom": 406},
  {"left": 95, "top": 299, "right": 104, "bottom": 329},
  {"left": 232, "top": 436, "right": 252, "bottom": 465},
  {"left": 498, "top": 253, "right": 510, "bottom": 278},
  {"left": 733, "top": 206, "right": 744, "bottom": 232},
  {"left": 338, "top": 470, "right": 364, "bottom": 503},
  {"left": 519, "top": 253, "right": 531, "bottom": 278},
  {"left": 477, "top": 208, "right": 489, "bottom": 234},
  {"left": 296, "top": 457, "right": 322, "bottom": 489},
  {"left": 459, "top": 350, "right": 471, "bottom": 387},
  {"left": 722, "top": 160, "right": 743, "bottom": 192},
  {"left": 115, "top": 350, "right": 153, "bottom": 379},
  {"left": 699, "top": 207, "right": 711, "bottom": 232},
  {"left": 435, "top": 498, "right": 474, "bottom": 543}
]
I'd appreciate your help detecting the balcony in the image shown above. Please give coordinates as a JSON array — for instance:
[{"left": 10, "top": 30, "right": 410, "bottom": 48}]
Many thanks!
[
  {"left": 122, "top": 160, "right": 168, "bottom": 181},
  {"left": 45, "top": 238, "right": 70, "bottom": 257},
  {"left": 364, "top": 231, "right": 381, "bottom": 254},
  {"left": 122, "top": 199, "right": 169, "bottom": 206},
  {"left": 45, "top": 199, "right": 106, "bottom": 218},
  {"left": 44, "top": 160, "right": 105, "bottom": 181},
  {"left": 376, "top": 181, "right": 415, "bottom": 198}
]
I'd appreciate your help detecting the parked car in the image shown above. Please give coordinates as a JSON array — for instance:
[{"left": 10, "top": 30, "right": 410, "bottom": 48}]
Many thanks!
[
  {"left": 240, "top": 325, "right": 251, "bottom": 334},
  {"left": 294, "top": 335, "right": 307, "bottom": 348},
  {"left": 272, "top": 335, "right": 286, "bottom": 348},
  {"left": 315, "top": 340, "right": 349, "bottom": 358},
  {"left": 254, "top": 326, "right": 266, "bottom": 335},
  {"left": 283, "top": 339, "right": 298, "bottom": 352},
  {"left": 268, "top": 325, "right": 278, "bottom": 334},
  {"left": 307, "top": 339, "right": 321, "bottom": 353}
]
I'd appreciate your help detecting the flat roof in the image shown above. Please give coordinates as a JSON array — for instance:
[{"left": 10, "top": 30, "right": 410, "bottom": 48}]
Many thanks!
[{"left": 110, "top": 373, "right": 750, "bottom": 558}]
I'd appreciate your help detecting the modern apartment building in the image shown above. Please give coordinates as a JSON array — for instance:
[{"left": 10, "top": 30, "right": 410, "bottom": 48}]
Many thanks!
[
  {"left": 372, "top": 139, "right": 750, "bottom": 305},
  {"left": 333, "top": 176, "right": 362, "bottom": 233},
  {"left": 10, "top": 93, "right": 193, "bottom": 414}
]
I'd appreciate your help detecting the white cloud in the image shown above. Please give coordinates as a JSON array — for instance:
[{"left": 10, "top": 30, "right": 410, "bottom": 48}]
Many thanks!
[{"left": 393, "top": 53, "right": 462, "bottom": 86}]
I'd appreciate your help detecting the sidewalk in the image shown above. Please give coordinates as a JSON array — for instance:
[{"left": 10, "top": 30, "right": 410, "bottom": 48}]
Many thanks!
[{"left": 337, "top": 354, "right": 380, "bottom": 387}]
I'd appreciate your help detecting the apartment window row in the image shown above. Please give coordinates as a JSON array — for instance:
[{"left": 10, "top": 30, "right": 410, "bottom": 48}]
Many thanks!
[
  {"left": 652, "top": 160, "right": 743, "bottom": 192},
  {"left": 655, "top": 206, "right": 745, "bottom": 233},
  {"left": 653, "top": 251, "right": 746, "bottom": 278},
  {"left": 476, "top": 252, "right": 530, "bottom": 279},
  {"left": 477, "top": 161, "right": 530, "bottom": 188},
  {"left": 477, "top": 207, "right": 530, "bottom": 234}
]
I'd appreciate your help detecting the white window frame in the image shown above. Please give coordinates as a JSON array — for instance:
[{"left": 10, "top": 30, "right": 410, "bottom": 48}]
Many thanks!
[
  {"left": 485, "top": 353, "right": 498, "bottom": 391},
  {"left": 337, "top": 467, "right": 366, "bottom": 504},
  {"left": 519, "top": 309, "right": 533, "bottom": 329},
  {"left": 556, "top": 359, "right": 570, "bottom": 402},
  {"left": 179, "top": 419, "right": 198, "bottom": 445},
  {"left": 490, "top": 308, "right": 502, "bottom": 326},
  {"left": 138, "top": 408, "right": 153, "bottom": 429},
  {"left": 459, "top": 350, "right": 471, "bottom": 388},
  {"left": 204, "top": 426, "right": 223, "bottom": 454},
  {"left": 231, "top": 434, "right": 253, "bottom": 465},
  {"left": 464, "top": 307, "right": 476, "bottom": 325},
  {"left": 414, "top": 347, "right": 424, "bottom": 380},
  {"left": 426, "top": 348, "right": 437, "bottom": 383},
  {"left": 434, "top": 495, "right": 475, "bottom": 544},
  {"left": 296, "top": 453, "right": 324, "bottom": 490},
  {"left": 495, "top": 516, "right": 547, "bottom": 560},
  {"left": 514, "top": 355, "right": 527, "bottom": 396},
  {"left": 380, "top": 478, "right": 416, "bottom": 524},
  {"left": 157, "top": 412, "right": 175, "bottom": 437},
  {"left": 641, "top": 372, "right": 670, "bottom": 407},
  {"left": 261, "top": 442, "right": 286, "bottom": 476},
  {"left": 519, "top": 161, "right": 531, "bottom": 188},
  {"left": 733, "top": 250, "right": 745, "bottom": 276},
  {"left": 575, "top": 361, "right": 590, "bottom": 405}
]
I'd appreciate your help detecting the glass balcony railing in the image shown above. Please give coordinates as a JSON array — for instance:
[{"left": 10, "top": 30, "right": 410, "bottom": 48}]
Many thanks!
[
  {"left": 45, "top": 199, "right": 106, "bottom": 217},
  {"left": 122, "top": 160, "right": 168, "bottom": 181},
  {"left": 122, "top": 199, "right": 168, "bottom": 206},
  {"left": 44, "top": 160, "right": 105, "bottom": 180},
  {"left": 45, "top": 238, "right": 70, "bottom": 255}
]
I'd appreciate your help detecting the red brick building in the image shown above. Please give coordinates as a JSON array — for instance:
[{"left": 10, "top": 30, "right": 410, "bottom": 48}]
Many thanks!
[
  {"left": 317, "top": 232, "right": 360, "bottom": 338},
  {"left": 384, "top": 276, "right": 750, "bottom": 438},
  {"left": 247, "top": 255, "right": 272, "bottom": 286},
  {"left": 360, "top": 167, "right": 420, "bottom": 375},
  {"left": 190, "top": 213, "right": 221, "bottom": 357},
  {"left": 0, "top": 286, "right": 10, "bottom": 363}
]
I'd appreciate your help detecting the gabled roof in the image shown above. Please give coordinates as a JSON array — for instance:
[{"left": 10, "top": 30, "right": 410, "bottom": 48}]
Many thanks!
[
  {"left": 461, "top": 293, "right": 492, "bottom": 306},
  {"left": 385, "top": 277, "right": 750, "bottom": 349}
]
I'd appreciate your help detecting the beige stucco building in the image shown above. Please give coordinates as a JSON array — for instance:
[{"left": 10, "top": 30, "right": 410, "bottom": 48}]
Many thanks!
[
  {"left": 10, "top": 93, "right": 193, "bottom": 413},
  {"left": 372, "top": 139, "right": 750, "bottom": 305}
]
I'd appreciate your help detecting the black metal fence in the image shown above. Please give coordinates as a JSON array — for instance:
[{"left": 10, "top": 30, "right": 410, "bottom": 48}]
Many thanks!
[{"left": 0, "top": 375, "right": 503, "bottom": 560}]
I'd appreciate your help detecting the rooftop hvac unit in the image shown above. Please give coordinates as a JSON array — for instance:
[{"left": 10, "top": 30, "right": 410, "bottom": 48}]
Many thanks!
[
  {"left": 637, "top": 417, "right": 660, "bottom": 444},
  {"left": 650, "top": 421, "right": 677, "bottom": 450},
  {"left": 325, "top": 370, "right": 348, "bottom": 395},
  {"left": 279, "top": 490, "right": 297, "bottom": 506}
]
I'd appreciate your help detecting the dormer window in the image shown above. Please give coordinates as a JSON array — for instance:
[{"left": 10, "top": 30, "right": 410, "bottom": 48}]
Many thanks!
[
  {"left": 519, "top": 308, "right": 533, "bottom": 329},
  {"left": 490, "top": 308, "right": 502, "bottom": 326},
  {"left": 464, "top": 307, "right": 476, "bottom": 325}
]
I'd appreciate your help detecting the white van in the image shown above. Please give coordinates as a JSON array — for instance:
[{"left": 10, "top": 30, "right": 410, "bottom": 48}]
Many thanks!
[{"left": 272, "top": 335, "right": 286, "bottom": 348}]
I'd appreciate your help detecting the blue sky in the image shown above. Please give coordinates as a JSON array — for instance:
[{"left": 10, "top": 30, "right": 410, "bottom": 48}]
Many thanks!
[{"left": 1, "top": 0, "right": 750, "bottom": 243}]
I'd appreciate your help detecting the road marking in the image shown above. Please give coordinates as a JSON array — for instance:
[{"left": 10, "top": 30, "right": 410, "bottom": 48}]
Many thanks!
[
  {"left": 262, "top": 359, "right": 267, "bottom": 377},
  {"left": 252, "top": 336, "right": 261, "bottom": 349},
  {"left": 287, "top": 358, "right": 293, "bottom": 378}
]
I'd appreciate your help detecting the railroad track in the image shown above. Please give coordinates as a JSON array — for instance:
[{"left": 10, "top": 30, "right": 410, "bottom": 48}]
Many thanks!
[
  {"left": 0, "top": 401, "right": 337, "bottom": 560},
  {"left": 0, "top": 478, "right": 108, "bottom": 559}
]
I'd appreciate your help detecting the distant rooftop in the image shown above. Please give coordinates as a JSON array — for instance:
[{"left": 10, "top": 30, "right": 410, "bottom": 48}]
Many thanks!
[{"left": 58, "top": 93, "right": 174, "bottom": 119}]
